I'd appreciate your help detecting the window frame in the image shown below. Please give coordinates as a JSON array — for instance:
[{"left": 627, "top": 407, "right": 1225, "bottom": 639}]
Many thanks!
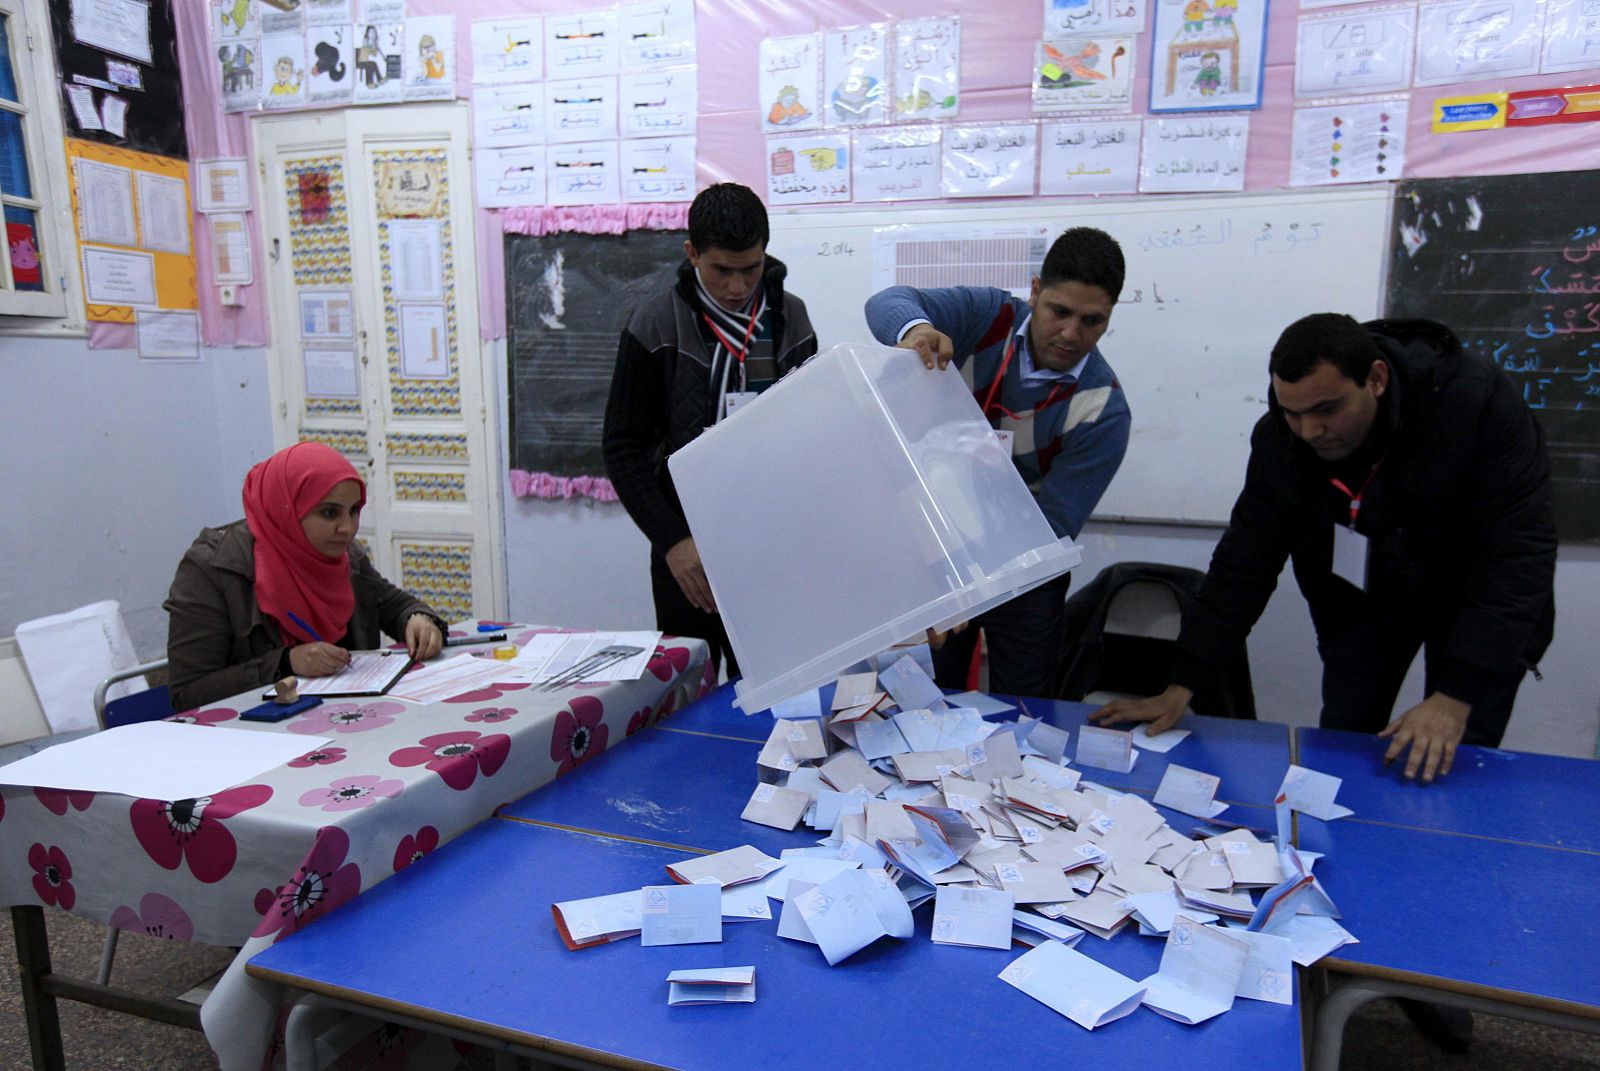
[{"left": 0, "top": 0, "right": 84, "bottom": 331}]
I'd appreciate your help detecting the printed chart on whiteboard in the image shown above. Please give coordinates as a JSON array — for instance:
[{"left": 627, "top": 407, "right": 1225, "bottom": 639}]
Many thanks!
[{"left": 871, "top": 225, "right": 1050, "bottom": 293}]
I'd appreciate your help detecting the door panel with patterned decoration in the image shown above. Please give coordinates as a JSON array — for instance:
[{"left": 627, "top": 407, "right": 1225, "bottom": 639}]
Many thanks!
[{"left": 255, "top": 105, "right": 505, "bottom": 626}]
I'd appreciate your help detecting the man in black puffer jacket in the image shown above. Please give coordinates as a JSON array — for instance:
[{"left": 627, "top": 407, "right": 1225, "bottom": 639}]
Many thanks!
[{"left": 1093, "top": 313, "right": 1556, "bottom": 785}]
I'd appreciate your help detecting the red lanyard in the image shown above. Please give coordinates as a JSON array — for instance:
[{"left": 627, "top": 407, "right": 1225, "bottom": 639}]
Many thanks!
[
  {"left": 702, "top": 294, "right": 765, "bottom": 390},
  {"left": 1329, "top": 454, "right": 1387, "bottom": 526},
  {"left": 981, "top": 332, "right": 1071, "bottom": 420}
]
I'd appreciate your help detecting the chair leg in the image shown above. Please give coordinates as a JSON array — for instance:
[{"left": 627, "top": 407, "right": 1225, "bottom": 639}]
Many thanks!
[{"left": 96, "top": 927, "right": 119, "bottom": 986}]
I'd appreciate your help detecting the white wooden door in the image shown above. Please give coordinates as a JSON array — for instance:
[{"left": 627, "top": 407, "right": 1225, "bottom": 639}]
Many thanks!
[{"left": 255, "top": 104, "right": 505, "bottom": 624}]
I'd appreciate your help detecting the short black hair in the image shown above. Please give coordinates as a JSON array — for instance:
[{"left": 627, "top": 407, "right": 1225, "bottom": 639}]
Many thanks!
[
  {"left": 1269, "top": 313, "right": 1380, "bottom": 383},
  {"left": 687, "top": 183, "right": 769, "bottom": 254},
  {"left": 1039, "top": 227, "right": 1125, "bottom": 302}
]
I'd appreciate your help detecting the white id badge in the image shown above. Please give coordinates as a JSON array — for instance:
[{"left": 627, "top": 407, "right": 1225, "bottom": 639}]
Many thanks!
[
  {"left": 722, "top": 392, "right": 759, "bottom": 420},
  {"left": 1332, "top": 523, "right": 1369, "bottom": 592},
  {"left": 995, "top": 429, "right": 1015, "bottom": 454}
]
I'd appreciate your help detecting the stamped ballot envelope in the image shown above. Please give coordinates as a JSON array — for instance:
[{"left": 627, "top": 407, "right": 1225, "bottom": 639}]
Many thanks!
[{"left": 999, "top": 940, "right": 1146, "bottom": 1030}]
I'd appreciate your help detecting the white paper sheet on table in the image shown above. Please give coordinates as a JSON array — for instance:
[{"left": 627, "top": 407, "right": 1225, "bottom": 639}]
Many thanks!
[
  {"left": 386, "top": 653, "right": 524, "bottom": 703},
  {"left": 506, "top": 631, "right": 662, "bottom": 683},
  {"left": 0, "top": 721, "right": 331, "bottom": 801}
]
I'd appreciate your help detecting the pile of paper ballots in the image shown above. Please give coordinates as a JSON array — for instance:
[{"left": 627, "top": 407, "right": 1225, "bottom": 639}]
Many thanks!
[{"left": 551, "top": 648, "right": 1358, "bottom": 1027}]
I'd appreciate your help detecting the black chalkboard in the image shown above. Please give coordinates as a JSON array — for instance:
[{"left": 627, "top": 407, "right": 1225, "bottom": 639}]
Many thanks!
[
  {"left": 506, "top": 229, "right": 686, "bottom": 480},
  {"left": 1385, "top": 171, "right": 1600, "bottom": 544},
  {"left": 48, "top": 0, "right": 186, "bottom": 158}
]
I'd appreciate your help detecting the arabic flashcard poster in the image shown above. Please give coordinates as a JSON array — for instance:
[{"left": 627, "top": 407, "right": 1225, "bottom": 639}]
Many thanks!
[
  {"left": 853, "top": 126, "right": 942, "bottom": 201},
  {"left": 942, "top": 123, "right": 1039, "bottom": 198},
  {"left": 403, "top": 16, "right": 455, "bottom": 102},
  {"left": 1040, "top": 118, "right": 1142, "bottom": 194},
  {"left": 1295, "top": 6, "right": 1415, "bottom": 98},
  {"left": 824, "top": 25, "right": 890, "bottom": 128},
  {"left": 621, "top": 68, "right": 698, "bottom": 138},
  {"left": 306, "top": 24, "right": 355, "bottom": 106},
  {"left": 1541, "top": 0, "right": 1600, "bottom": 73},
  {"left": 473, "top": 83, "right": 545, "bottom": 148},
  {"left": 892, "top": 17, "right": 960, "bottom": 121},
  {"left": 216, "top": 0, "right": 259, "bottom": 41},
  {"left": 622, "top": 0, "right": 697, "bottom": 70},
  {"left": 1034, "top": 36, "right": 1136, "bottom": 112},
  {"left": 1047, "top": 0, "right": 1149, "bottom": 36},
  {"left": 260, "top": 31, "right": 308, "bottom": 110},
  {"left": 475, "top": 145, "right": 546, "bottom": 209},
  {"left": 472, "top": 16, "right": 544, "bottom": 84},
  {"left": 1139, "top": 115, "right": 1249, "bottom": 191},
  {"left": 258, "top": 0, "right": 303, "bottom": 36},
  {"left": 1289, "top": 97, "right": 1406, "bottom": 186},
  {"left": 218, "top": 36, "right": 262, "bottom": 113},
  {"left": 622, "top": 136, "right": 696, "bottom": 202},
  {"left": 546, "top": 77, "right": 619, "bottom": 143},
  {"left": 548, "top": 10, "right": 620, "bottom": 78},
  {"left": 353, "top": 21, "right": 404, "bottom": 105},
  {"left": 761, "top": 34, "right": 822, "bottom": 134},
  {"left": 305, "top": 0, "right": 352, "bottom": 28},
  {"left": 547, "top": 140, "right": 620, "bottom": 206},
  {"left": 766, "top": 133, "right": 851, "bottom": 206},
  {"left": 1414, "top": 0, "right": 1544, "bottom": 86},
  {"left": 1148, "top": 0, "right": 1269, "bottom": 112}
]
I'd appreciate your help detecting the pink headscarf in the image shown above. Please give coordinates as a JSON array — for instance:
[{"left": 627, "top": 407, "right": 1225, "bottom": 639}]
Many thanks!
[{"left": 242, "top": 442, "right": 366, "bottom": 646}]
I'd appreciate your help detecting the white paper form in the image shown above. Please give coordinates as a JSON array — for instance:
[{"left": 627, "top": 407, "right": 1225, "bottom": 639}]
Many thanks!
[
  {"left": 1279, "top": 764, "right": 1353, "bottom": 820},
  {"left": 0, "top": 721, "right": 331, "bottom": 801},
  {"left": 398, "top": 303, "right": 449, "bottom": 379},
  {"left": 941, "top": 124, "right": 1038, "bottom": 198},
  {"left": 622, "top": 0, "right": 697, "bottom": 70},
  {"left": 196, "top": 159, "right": 252, "bottom": 213},
  {"left": 760, "top": 35, "right": 823, "bottom": 134},
  {"left": 766, "top": 133, "right": 852, "bottom": 206},
  {"left": 473, "top": 84, "right": 546, "bottom": 148},
  {"left": 823, "top": 24, "right": 889, "bottom": 128},
  {"left": 209, "top": 213, "right": 253, "bottom": 285},
  {"left": 403, "top": 15, "right": 456, "bottom": 102},
  {"left": 1138, "top": 115, "right": 1248, "bottom": 193},
  {"left": 1541, "top": 0, "right": 1600, "bottom": 73},
  {"left": 100, "top": 94, "right": 128, "bottom": 138},
  {"left": 136, "top": 310, "right": 200, "bottom": 360},
  {"left": 622, "top": 137, "right": 696, "bottom": 203},
  {"left": 302, "top": 348, "right": 360, "bottom": 398},
  {"left": 306, "top": 24, "right": 355, "bottom": 106},
  {"left": 547, "top": 141, "right": 621, "bottom": 206},
  {"left": 472, "top": 17, "right": 544, "bottom": 84},
  {"left": 547, "top": 10, "right": 619, "bottom": 76},
  {"left": 82, "top": 247, "right": 156, "bottom": 307},
  {"left": 75, "top": 159, "right": 136, "bottom": 248},
  {"left": 999, "top": 940, "right": 1146, "bottom": 1029},
  {"left": 136, "top": 173, "right": 189, "bottom": 255},
  {"left": 892, "top": 17, "right": 960, "bottom": 121},
  {"left": 620, "top": 69, "right": 698, "bottom": 138},
  {"left": 1139, "top": 915, "right": 1250, "bottom": 1024},
  {"left": 931, "top": 886, "right": 1015, "bottom": 949},
  {"left": 386, "top": 219, "right": 443, "bottom": 302},
  {"left": 1153, "top": 763, "right": 1228, "bottom": 819},
  {"left": 71, "top": 0, "right": 152, "bottom": 64},
  {"left": 1414, "top": 0, "right": 1545, "bottom": 86},
  {"left": 475, "top": 145, "right": 546, "bottom": 209},
  {"left": 276, "top": 651, "right": 410, "bottom": 697},
  {"left": 386, "top": 653, "right": 522, "bottom": 704},
  {"left": 1295, "top": 6, "right": 1416, "bottom": 98},
  {"left": 640, "top": 884, "right": 722, "bottom": 946},
  {"left": 512, "top": 631, "right": 662, "bottom": 684},
  {"left": 65, "top": 85, "right": 104, "bottom": 131},
  {"left": 1039, "top": 118, "right": 1141, "bottom": 196},
  {"left": 1289, "top": 98, "right": 1405, "bottom": 188}
]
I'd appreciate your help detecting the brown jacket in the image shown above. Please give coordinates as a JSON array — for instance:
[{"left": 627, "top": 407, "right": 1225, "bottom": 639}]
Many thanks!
[{"left": 163, "top": 521, "right": 444, "bottom": 711}]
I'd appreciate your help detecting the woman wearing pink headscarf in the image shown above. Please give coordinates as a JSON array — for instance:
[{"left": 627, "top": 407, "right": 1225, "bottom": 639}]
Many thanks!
[{"left": 164, "top": 442, "right": 445, "bottom": 710}]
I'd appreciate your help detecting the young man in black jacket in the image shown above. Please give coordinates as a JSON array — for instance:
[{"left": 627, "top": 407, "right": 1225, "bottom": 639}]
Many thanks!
[
  {"left": 602, "top": 184, "right": 817, "bottom": 674},
  {"left": 1093, "top": 313, "right": 1556, "bottom": 785}
]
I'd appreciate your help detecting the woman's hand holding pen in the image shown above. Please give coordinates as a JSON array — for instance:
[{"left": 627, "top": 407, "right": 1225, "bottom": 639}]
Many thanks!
[
  {"left": 289, "top": 642, "right": 351, "bottom": 678},
  {"left": 405, "top": 614, "right": 444, "bottom": 662}
]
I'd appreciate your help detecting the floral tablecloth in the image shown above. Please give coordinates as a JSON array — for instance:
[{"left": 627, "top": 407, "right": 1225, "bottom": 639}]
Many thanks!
[{"left": 0, "top": 625, "right": 712, "bottom": 1071}]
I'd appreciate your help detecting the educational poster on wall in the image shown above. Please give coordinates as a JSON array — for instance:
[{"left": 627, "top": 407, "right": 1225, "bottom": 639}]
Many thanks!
[
  {"left": 1039, "top": 118, "right": 1142, "bottom": 194},
  {"left": 546, "top": 77, "right": 619, "bottom": 143},
  {"left": 261, "top": 30, "right": 308, "bottom": 109},
  {"left": 1413, "top": 0, "right": 1543, "bottom": 87},
  {"left": 473, "top": 84, "right": 546, "bottom": 148},
  {"left": 353, "top": 20, "right": 404, "bottom": 105},
  {"left": 941, "top": 124, "right": 1038, "bottom": 198},
  {"left": 823, "top": 25, "right": 889, "bottom": 128},
  {"left": 375, "top": 155, "right": 446, "bottom": 218},
  {"left": 546, "top": 141, "right": 621, "bottom": 206},
  {"left": 852, "top": 126, "right": 942, "bottom": 202},
  {"left": 620, "top": 69, "right": 699, "bottom": 138},
  {"left": 306, "top": 0, "right": 353, "bottom": 27},
  {"left": 66, "top": 138, "right": 197, "bottom": 322},
  {"left": 1541, "top": 0, "right": 1600, "bottom": 73},
  {"left": 218, "top": 36, "right": 261, "bottom": 112},
  {"left": 1294, "top": 6, "right": 1415, "bottom": 98},
  {"left": 621, "top": 0, "right": 696, "bottom": 70},
  {"left": 1148, "top": 0, "right": 1268, "bottom": 112},
  {"left": 760, "top": 34, "right": 822, "bottom": 133},
  {"left": 306, "top": 23, "right": 356, "bottom": 106},
  {"left": 621, "top": 136, "right": 696, "bottom": 202},
  {"left": 1289, "top": 98, "right": 1405, "bottom": 186},
  {"left": 1033, "top": 37, "right": 1136, "bottom": 112},
  {"left": 766, "top": 133, "right": 851, "bottom": 206},
  {"left": 892, "top": 17, "right": 960, "bottom": 121},
  {"left": 471, "top": 16, "right": 543, "bottom": 84},
  {"left": 403, "top": 15, "right": 455, "bottom": 101},
  {"left": 1046, "top": 0, "right": 1148, "bottom": 36},
  {"left": 547, "top": 10, "right": 620, "bottom": 77},
  {"left": 475, "top": 145, "right": 546, "bottom": 208},
  {"left": 50, "top": 0, "right": 186, "bottom": 156},
  {"left": 1138, "top": 115, "right": 1249, "bottom": 191}
]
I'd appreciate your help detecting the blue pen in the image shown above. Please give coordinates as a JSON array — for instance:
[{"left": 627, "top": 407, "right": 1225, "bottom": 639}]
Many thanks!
[
  {"left": 286, "top": 612, "right": 324, "bottom": 643},
  {"left": 478, "top": 621, "right": 515, "bottom": 631}
]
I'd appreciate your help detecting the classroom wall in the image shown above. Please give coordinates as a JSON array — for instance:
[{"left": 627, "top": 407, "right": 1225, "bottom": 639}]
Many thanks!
[{"left": 0, "top": 337, "right": 274, "bottom": 659}]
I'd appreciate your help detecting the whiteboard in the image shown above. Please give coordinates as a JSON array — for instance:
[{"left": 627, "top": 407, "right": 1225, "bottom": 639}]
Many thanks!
[{"left": 767, "top": 187, "right": 1393, "bottom": 525}]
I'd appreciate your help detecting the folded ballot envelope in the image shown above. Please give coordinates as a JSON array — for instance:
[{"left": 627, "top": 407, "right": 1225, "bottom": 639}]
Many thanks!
[{"left": 668, "top": 342, "right": 1081, "bottom": 713}]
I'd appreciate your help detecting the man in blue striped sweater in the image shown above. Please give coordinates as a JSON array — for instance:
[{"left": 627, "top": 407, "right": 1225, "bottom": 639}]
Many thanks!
[{"left": 864, "top": 227, "right": 1131, "bottom": 698}]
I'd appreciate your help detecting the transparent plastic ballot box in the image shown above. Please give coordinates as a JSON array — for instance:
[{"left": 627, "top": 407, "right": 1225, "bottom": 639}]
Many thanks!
[{"left": 668, "top": 341, "right": 1082, "bottom": 714}]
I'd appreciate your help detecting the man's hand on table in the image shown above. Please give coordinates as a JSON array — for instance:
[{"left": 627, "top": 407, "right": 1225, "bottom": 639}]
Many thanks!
[
  {"left": 1378, "top": 691, "right": 1470, "bottom": 783},
  {"left": 1088, "top": 684, "right": 1192, "bottom": 737}
]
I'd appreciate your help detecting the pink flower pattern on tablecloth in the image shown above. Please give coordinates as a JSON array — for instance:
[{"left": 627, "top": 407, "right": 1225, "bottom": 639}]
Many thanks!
[
  {"left": 164, "top": 706, "right": 238, "bottom": 726},
  {"left": 109, "top": 892, "right": 194, "bottom": 941},
  {"left": 393, "top": 826, "right": 439, "bottom": 871},
  {"left": 288, "top": 701, "right": 406, "bottom": 735},
  {"left": 549, "top": 696, "right": 609, "bottom": 775},
  {"left": 29, "top": 844, "right": 74, "bottom": 909},
  {"left": 34, "top": 788, "right": 96, "bottom": 815},
  {"left": 441, "top": 681, "right": 531, "bottom": 704},
  {"left": 253, "top": 827, "right": 362, "bottom": 940},
  {"left": 299, "top": 775, "right": 404, "bottom": 813},
  {"left": 625, "top": 704, "right": 653, "bottom": 737},
  {"left": 388, "top": 731, "right": 510, "bottom": 791},
  {"left": 648, "top": 641, "right": 692, "bottom": 682},
  {"left": 129, "top": 783, "right": 273, "bottom": 884},
  {"left": 288, "top": 745, "right": 348, "bottom": 768},
  {"left": 465, "top": 706, "right": 515, "bottom": 724}
]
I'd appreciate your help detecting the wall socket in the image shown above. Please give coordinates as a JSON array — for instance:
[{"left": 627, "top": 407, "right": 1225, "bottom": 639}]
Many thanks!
[{"left": 219, "top": 285, "right": 241, "bottom": 306}]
